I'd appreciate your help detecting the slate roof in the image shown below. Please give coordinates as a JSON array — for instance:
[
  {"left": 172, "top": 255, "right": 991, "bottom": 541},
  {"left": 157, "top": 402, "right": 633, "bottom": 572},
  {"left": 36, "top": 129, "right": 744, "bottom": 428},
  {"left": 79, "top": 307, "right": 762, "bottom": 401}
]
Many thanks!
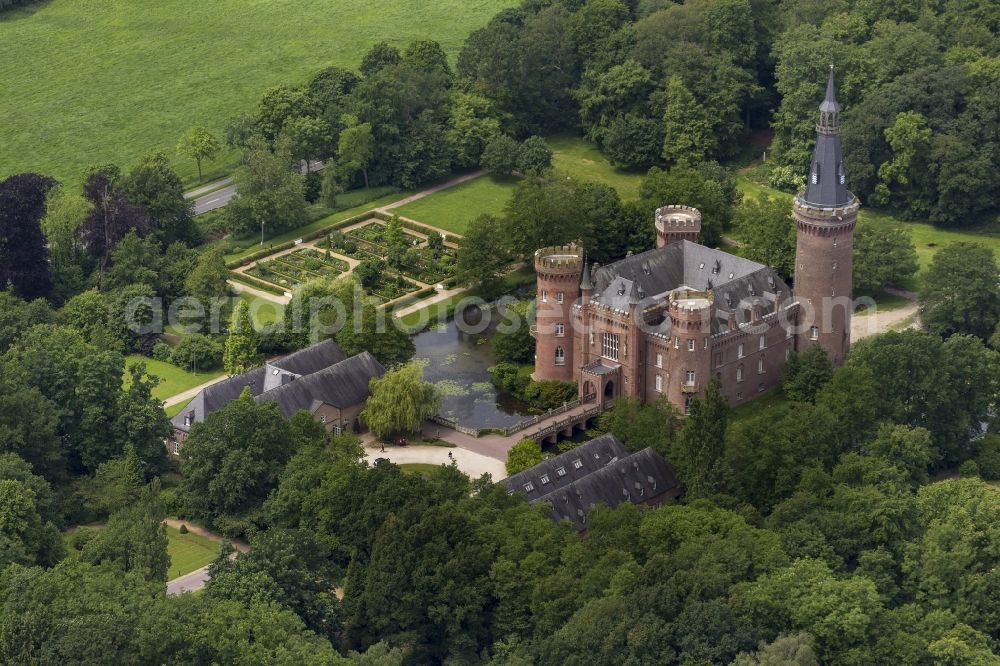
[
  {"left": 254, "top": 351, "right": 385, "bottom": 417},
  {"left": 502, "top": 433, "right": 629, "bottom": 500},
  {"left": 540, "top": 447, "right": 679, "bottom": 531},
  {"left": 589, "top": 240, "right": 792, "bottom": 334},
  {"left": 171, "top": 339, "right": 347, "bottom": 432},
  {"left": 802, "top": 66, "right": 853, "bottom": 208},
  {"left": 503, "top": 437, "right": 680, "bottom": 531}
]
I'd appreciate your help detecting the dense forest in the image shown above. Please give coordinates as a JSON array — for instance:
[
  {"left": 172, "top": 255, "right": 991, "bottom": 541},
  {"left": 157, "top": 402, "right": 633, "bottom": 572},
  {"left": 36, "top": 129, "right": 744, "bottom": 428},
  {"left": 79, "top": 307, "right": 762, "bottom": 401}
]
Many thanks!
[{"left": 1, "top": 0, "right": 1000, "bottom": 663}]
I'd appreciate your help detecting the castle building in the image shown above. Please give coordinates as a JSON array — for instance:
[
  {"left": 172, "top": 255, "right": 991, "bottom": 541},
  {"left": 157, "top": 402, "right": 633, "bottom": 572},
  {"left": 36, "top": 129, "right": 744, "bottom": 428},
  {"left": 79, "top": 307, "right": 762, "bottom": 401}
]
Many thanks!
[{"left": 531, "top": 67, "right": 855, "bottom": 414}]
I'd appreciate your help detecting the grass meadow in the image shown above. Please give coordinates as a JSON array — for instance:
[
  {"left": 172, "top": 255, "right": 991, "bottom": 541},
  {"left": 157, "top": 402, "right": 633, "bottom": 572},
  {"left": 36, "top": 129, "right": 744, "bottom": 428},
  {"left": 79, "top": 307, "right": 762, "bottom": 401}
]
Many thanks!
[
  {"left": 166, "top": 526, "right": 219, "bottom": 579},
  {"left": 394, "top": 136, "right": 648, "bottom": 234},
  {"left": 0, "top": 0, "right": 515, "bottom": 185},
  {"left": 125, "top": 356, "right": 224, "bottom": 401},
  {"left": 735, "top": 165, "right": 1000, "bottom": 287}
]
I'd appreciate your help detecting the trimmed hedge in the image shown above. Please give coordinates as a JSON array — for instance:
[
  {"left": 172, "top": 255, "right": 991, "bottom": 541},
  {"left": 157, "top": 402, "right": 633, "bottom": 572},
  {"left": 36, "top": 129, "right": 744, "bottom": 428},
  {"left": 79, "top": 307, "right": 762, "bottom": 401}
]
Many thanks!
[
  {"left": 228, "top": 271, "right": 287, "bottom": 296},
  {"left": 225, "top": 211, "right": 378, "bottom": 269},
  {"left": 371, "top": 210, "right": 464, "bottom": 246}
]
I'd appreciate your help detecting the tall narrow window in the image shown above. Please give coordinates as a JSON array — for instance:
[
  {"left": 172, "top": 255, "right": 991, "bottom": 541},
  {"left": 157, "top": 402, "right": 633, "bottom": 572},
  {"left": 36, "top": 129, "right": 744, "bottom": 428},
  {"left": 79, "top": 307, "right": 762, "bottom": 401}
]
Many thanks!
[
  {"left": 758, "top": 356, "right": 765, "bottom": 374},
  {"left": 685, "top": 370, "right": 695, "bottom": 385},
  {"left": 555, "top": 346, "right": 565, "bottom": 365},
  {"left": 655, "top": 353, "right": 663, "bottom": 368},
  {"left": 555, "top": 322, "right": 565, "bottom": 337},
  {"left": 541, "top": 290, "right": 548, "bottom": 302},
  {"left": 810, "top": 326, "right": 819, "bottom": 340},
  {"left": 602, "top": 333, "right": 620, "bottom": 361},
  {"left": 737, "top": 365, "right": 743, "bottom": 382},
  {"left": 737, "top": 343, "right": 744, "bottom": 359},
  {"left": 687, "top": 339, "right": 695, "bottom": 351},
  {"left": 655, "top": 375, "right": 663, "bottom": 393},
  {"left": 556, "top": 292, "right": 564, "bottom": 303},
  {"left": 759, "top": 335, "right": 765, "bottom": 350},
  {"left": 684, "top": 396, "right": 693, "bottom": 415}
]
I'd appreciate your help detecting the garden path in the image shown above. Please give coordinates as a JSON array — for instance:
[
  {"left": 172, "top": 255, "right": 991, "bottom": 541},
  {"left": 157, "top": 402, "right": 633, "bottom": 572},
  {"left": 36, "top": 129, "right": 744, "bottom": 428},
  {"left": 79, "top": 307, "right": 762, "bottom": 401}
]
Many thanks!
[{"left": 164, "top": 519, "right": 248, "bottom": 596}]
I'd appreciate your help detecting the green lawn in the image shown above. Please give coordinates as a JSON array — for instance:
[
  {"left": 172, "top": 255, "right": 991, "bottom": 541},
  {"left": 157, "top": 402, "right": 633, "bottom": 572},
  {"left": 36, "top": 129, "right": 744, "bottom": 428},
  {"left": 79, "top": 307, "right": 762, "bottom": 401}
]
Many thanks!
[
  {"left": 393, "top": 136, "right": 647, "bottom": 233},
  {"left": 0, "top": 0, "right": 515, "bottom": 185},
  {"left": 224, "top": 190, "right": 407, "bottom": 262},
  {"left": 399, "top": 463, "right": 442, "bottom": 476},
  {"left": 549, "top": 135, "right": 646, "bottom": 201},
  {"left": 125, "top": 356, "right": 224, "bottom": 401},
  {"left": 166, "top": 526, "right": 219, "bottom": 579},
  {"left": 735, "top": 170, "right": 1000, "bottom": 286},
  {"left": 238, "top": 292, "right": 285, "bottom": 327},
  {"left": 165, "top": 399, "right": 191, "bottom": 419},
  {"left": 394, "top": 175, "right": 517, "bottom": 234}
]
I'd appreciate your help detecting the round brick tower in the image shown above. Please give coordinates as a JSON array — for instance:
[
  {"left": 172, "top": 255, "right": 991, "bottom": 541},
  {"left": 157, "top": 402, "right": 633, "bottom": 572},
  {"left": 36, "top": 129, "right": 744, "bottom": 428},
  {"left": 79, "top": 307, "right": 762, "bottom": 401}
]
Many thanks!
[
  {"left": 664, "top": 289, "right": 713, "bottom": 413},
  {"left": 532, "top": 244, "right": 583, "bottom": 381},
  {"left": 655, "top": 205, "right": 702, "bottom": 247},
  {"left": 793, "top": 66, "right": 858, "bottom": 366}
]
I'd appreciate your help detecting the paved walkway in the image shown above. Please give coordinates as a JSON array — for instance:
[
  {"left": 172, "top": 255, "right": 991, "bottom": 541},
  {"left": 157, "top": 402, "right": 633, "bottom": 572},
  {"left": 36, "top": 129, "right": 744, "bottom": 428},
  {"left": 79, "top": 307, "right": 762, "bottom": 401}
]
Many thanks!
[
  {"left": 164, "top": 519, "right": 248, "bottom": 596},
  {"left": 364, "top": 444, "right": 506, "bottom": 480},
  {"left": 853, "top": 287, "right": 919, "bottom": 340},
  {"left": 163, "top": 376, "right": 228, "bottom": 408},
  {"left": 377, "top": 170, "right": 484, "bottom": 212}
]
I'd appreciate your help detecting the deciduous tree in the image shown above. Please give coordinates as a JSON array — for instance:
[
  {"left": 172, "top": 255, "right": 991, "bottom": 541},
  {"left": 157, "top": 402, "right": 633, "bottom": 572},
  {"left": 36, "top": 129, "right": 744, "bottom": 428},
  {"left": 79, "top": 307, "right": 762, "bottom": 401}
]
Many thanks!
[
  {"left": 176, "top": 127, "right": 221, "bottom": 181},
  {"left": 0, "top": 173, "right": 57, "bottom": 300},
  {"left": 363, "top": 361, "right": 440, "bottom": 439}
]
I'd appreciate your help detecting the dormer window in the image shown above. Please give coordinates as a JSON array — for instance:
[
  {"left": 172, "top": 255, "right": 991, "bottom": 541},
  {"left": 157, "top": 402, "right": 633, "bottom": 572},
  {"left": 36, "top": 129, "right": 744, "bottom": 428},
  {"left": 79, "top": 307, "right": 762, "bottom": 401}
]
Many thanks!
[
  {"left": 556, "top": 466, "right": 567, "bottom": 477},
  {"left": 573, "top": 459, "right": 583, "bottom": 469},
  {"left": 712, "top": 260, "right": 720, "bottom": 275},
  {"left": 524, "top": 482, "right": 535, "bottom": 492},
  {"left": 811, "top": 162, "right": 820, "bottom": 185},
  {"left": 184, "top": 413, "right": 193, "bottom": 427},
  {"left": 540, "top": 474, "right": 550, "bottom": 485}
]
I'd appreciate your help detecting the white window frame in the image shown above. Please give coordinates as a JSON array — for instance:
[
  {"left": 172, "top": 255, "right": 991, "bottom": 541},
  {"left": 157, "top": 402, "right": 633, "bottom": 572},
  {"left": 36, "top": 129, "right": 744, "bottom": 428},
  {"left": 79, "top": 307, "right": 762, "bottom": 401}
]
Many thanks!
[
  {"left": 687, "top": 339, "right": 695, "bottom": 351},
  {"left": 541, "top": 290, "right": 548, "bottom": 302},
  {"left": 555, "top": 322, "right": 565, "bottom": 337},
  {"left": 737, "top": 343, "right": 744, "bottom": 359},
  {"left": 655, "top": 374, "right": 663, "bottom": 393},
  {"left": 602, "top": 332, "right": 620, "bottom": 361},
  {"left": 737, "top": 366, "right": 743, "bottom": 383},
  {"left": 685, "top": 370, "right": 695, "bottom": 385},
  {"left": 655, "top": 352, "right": 663, "bottom": 368},
  {"left": 758, "top": 356, "right": 765, "bottom": 374},
  {"left": 759, "top": 335, "right": 765, "bottom": 350},
  {"left": 556, "top": 291, "right": 564, "bottom": 303},
  {"left": 810, "top": 326, "right": 819, "bottom": 340},
  {"left": 554, "top": 346, "right": 565, "bottom": 365}
]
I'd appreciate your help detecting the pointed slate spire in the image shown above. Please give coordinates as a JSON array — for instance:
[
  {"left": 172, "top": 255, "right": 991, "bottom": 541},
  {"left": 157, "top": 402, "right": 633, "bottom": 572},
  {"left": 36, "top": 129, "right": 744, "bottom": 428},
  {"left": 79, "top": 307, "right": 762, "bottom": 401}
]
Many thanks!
[
  {"left": 802, "top": 65, "right": 852, "bottom": 208},
  {"left": 819, "top": 64, "right": 840, "bottom": 117},
  {"left": 580, "top": 257, "right": 592, "bottom": 290}
]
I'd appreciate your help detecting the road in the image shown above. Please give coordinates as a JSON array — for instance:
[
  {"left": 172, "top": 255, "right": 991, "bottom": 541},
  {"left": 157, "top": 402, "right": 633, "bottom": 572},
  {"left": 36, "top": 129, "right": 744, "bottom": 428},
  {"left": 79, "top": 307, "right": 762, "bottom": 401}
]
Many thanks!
[{"left": 186, "top": 160, "right": 323, "bottom": 215}]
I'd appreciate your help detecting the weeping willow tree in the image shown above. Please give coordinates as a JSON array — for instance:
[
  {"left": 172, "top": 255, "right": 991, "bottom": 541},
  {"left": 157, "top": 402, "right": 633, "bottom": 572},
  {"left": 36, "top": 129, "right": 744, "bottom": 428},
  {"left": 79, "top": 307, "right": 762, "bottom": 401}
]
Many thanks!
[{"left": 363, "top": 360, "right": 440, "bottom": 439}]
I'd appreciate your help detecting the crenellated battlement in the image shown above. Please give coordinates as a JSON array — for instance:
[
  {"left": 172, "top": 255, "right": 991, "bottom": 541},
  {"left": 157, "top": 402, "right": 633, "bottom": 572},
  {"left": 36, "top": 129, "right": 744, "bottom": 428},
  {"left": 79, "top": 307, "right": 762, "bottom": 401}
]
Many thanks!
[
  {"left": 534, "top": 243, "right": 584, "bottom": 273},
  {"left": 655, "top": 205, "right": 702, "bottom": 248}
]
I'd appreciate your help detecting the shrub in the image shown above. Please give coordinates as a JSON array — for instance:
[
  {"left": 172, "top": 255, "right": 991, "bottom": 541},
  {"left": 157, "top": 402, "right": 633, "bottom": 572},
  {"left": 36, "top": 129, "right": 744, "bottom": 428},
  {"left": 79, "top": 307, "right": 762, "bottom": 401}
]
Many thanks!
[
  {"left": 768, "top": 165, "right": 805, "bottom": 192},
  {"left": 169, "top": 333, "right": 224, "bottom": 370},
  {"left": 506, "top": 438, "right": 544, "bottom": 475},
  {"left": 152, "top": 341, "right": 172, "bottom": 362},
  {"left": 489, "top": 362, "right": 529, "bottom": 395},
  {"left": 975, "top": 434, "right": 1000, "bottom": 480},
  {"left": 523, "top": 380, "right": 578, "bottom": 409},
  {"left": 178, "top": 523, "right": 189, "bottom": 534},
  {"left": 960, "top": 459, "right": 980, "bottom": 478}
]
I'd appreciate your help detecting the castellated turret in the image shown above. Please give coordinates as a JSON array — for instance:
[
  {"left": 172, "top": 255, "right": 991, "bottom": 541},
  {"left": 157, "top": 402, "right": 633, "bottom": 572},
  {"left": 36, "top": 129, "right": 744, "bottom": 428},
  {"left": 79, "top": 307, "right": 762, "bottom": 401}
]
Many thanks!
[
  {"left": 655, "top": 205, "right": 702, "bottom": 248},
  {"left": 793, "top": 66, "right": 858, "bottom": 366},
  {"left": 532, "top": 244, "right": 583, "bottom": 381},
  {"left": 664, "top": 289, "right": 713, "bottom": 409}
]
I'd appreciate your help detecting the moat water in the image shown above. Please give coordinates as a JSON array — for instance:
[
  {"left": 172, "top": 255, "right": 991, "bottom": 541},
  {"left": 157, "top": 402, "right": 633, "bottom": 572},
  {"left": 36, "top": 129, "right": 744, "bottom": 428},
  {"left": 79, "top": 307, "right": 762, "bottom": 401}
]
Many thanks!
[{"left": 411, "top": 308, "right": 537, "bottom": 429}]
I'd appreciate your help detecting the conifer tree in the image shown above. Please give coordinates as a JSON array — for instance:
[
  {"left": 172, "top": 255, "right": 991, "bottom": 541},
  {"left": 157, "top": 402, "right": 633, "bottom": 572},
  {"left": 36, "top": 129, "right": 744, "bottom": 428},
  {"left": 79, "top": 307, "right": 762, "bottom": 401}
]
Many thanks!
[
  {"left": 224, "top": 300, "right": 261, "bottom": 375},
  {"left": 662, "top": 76, "right": 714, "bottom": 163}
]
